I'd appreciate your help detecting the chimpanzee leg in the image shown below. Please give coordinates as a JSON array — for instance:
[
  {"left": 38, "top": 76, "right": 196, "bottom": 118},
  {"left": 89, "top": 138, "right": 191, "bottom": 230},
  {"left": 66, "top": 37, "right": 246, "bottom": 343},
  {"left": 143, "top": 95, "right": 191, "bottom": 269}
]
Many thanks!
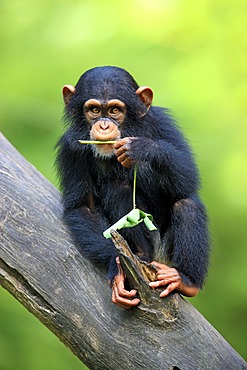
[{"left": 165, "top": 195, "right": 210, "bottom": 288}]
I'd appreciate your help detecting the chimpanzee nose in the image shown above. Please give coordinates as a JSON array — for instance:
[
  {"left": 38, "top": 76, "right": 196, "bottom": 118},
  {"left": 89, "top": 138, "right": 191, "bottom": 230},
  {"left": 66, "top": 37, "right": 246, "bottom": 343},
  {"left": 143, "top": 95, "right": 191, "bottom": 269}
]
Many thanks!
[{"left": 99, "top": 120, "right": 110, "bottom": 130}]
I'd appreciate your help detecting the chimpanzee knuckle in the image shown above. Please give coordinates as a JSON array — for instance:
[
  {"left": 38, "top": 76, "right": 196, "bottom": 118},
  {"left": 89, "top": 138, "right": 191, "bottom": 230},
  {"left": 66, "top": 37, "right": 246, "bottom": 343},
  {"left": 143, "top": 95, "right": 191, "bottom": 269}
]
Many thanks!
[
  {"left": 114, "top": 149, "right": 121, "bottom": 158},
  {"left": 122, "top": 137, "right": 132, "bottom": 144},
  {"left": 120, "top": 161, "right": 129, "bottom": 169},
  {"left": 124, "top": 143, "right": 132, "bottom": 152},
  {"left": 131, "top": 298, "right": 140, "bottom": 307},
  {"left": 114, "top": 275, "right": 120, "bottom": 284},
  {"left": 116, "top": 147, "right": 126, "bottom": 157},
  {"left": 157, "top": 275, "right": 167, "bottom": 281},
  {"left": 160, "top": 279, "right": 169, "bottom": 286},
  {"left": 117, "top": 153, "right": 126, "bottom": 163},
  {"left": 173, "top": 271, "right": 182, "bottom": 282},
  {"left": 116, "top": 295, "right": 130, "bottom": 306},
  {"left": 116, "top": 138, "right": 127, "bottom": 147},
  {"left": 173, "top": 272, "right": 182, "bottom": 281},
  {"left": 121, "top": 158, "right": 133, "bottom": 168},
  {"left": 171, "top": 282, "right": 180, "bottom": 291},
  {"left": 115, "top": 292, "right": 124, "bottom": 303},
  {"left": 129, "top": 289, "right": 138, "bottom": 296},
  {"left": 118, "top": 286, "right": 127, "bottom": 296},
  {"left": 111, "top": 290, "right": 117, "bottom": 303},
  {"left": 151, "top": 261, "right": 162, "bottom": 268}
]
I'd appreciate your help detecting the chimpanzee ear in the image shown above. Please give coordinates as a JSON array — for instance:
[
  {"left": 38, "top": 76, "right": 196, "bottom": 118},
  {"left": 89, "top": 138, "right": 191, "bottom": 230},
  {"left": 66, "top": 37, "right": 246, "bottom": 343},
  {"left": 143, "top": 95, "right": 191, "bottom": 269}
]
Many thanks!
[
  {"left": 62, "top": 85, "right": 76, "bottom": 105},
  {"left": 136, "top": 86, "right": 153, "bottom": 112}
]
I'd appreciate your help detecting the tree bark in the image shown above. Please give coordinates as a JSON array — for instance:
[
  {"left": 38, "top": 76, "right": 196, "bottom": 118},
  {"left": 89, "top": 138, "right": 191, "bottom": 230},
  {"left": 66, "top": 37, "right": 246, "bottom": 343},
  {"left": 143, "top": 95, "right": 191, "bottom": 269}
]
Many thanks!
[{"left": 0, "top": 133, "right": 246, "bottom": 370}]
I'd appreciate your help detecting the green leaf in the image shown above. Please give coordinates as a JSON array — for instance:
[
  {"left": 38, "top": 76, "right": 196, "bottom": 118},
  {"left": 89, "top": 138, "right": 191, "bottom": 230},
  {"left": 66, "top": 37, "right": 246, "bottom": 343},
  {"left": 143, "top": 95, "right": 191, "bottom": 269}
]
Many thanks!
[
  {"left": 139, "top": 210, "right": 157, "bottom": 231},
  {"left": 103, "top": 208, "right": 157, "bottom": 238}
]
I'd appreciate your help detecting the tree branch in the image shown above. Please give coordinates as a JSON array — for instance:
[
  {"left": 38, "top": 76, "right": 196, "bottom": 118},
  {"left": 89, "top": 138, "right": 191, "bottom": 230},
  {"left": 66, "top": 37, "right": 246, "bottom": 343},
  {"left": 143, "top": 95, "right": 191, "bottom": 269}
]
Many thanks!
[{"left": 0, "top": 133, "right": 245, "bottom": 370}]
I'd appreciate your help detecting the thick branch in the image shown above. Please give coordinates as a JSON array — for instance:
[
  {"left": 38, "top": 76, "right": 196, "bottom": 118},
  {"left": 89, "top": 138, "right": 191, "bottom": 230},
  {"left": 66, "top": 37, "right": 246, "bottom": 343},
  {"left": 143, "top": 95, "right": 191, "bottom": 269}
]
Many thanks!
[{"left": 0, "top": 133, "right": 246, "bottom": 370}]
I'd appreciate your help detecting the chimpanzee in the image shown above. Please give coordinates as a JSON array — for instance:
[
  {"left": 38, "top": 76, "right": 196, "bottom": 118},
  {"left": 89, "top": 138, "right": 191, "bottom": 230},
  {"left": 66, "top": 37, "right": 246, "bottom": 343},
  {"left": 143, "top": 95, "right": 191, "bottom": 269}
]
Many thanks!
[{"left": 56, "top": 66, "right": 210, "bottom": 309}]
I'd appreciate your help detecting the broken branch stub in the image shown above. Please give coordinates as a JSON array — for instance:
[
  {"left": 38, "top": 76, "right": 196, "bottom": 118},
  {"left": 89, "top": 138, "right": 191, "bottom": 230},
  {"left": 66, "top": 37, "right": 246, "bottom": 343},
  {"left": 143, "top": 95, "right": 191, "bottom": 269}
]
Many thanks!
[{"left": 110, "top": 230, "right": 179, "bottom": 322}]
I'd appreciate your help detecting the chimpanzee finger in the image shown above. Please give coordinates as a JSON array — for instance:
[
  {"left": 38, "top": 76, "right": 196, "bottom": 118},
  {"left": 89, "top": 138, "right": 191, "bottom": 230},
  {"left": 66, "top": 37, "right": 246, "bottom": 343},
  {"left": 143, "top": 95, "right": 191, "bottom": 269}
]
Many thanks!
[
  {"left": 120, "top": 158, "right": 134, "bottom": 168},
  {"left": 115, "top": 258, "right": 138, "bottom": 297},
  {"left": 114, "top": 139, "right": 126, "bottom": 149},
  {"left": 151, "top": 261, "right": 170, "bottom": 270},
  {"left": 149, "top": 279, "right": 169, "bottom": 289},
  {"left": 112, "top": 284, "right": 140, "bottom": 309},
  {"left": 115, "top": 145, "right": 127, "bottom": 158},
  {"left": 113, "top": 277, "right": 138, "bottom": 298},
  {"left": 159, "top": 282, "right": 180, "bottom": 298},
  {"left": 112, "top": 287, "right": 132, "bottom": 310},
  {"left": 116, "top": 152, "right": 128, "bottom": 163},
  {"left": 156, "top": 271, "right": 181, "bottom": 281},
  {"left": 116, "top": 284, "right": 137, "bottom": 298},
  {"left": 115, "top": 136, "right": 134, "bottom": 145},
  {"left": 150, "top": 275, "right": 181, "bottom": 292}
]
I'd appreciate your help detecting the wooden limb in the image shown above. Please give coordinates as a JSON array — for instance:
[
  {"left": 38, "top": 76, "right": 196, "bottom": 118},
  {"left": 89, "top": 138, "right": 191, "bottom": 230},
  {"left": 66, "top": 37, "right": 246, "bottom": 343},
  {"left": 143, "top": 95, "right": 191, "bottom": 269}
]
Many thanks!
[
  {"left": 0, "top": 133, "right": 246, "bottom": 370},
  {"left": 110, "top": 230, "right": 179, "bottom": 322}
]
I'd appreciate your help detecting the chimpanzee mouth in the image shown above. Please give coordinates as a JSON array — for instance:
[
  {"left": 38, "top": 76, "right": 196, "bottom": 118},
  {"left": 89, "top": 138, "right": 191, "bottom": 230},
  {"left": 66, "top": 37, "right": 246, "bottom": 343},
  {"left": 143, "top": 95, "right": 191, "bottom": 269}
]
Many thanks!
[{"left": 92, "top": 143, "right": 115, "bottom": 159}]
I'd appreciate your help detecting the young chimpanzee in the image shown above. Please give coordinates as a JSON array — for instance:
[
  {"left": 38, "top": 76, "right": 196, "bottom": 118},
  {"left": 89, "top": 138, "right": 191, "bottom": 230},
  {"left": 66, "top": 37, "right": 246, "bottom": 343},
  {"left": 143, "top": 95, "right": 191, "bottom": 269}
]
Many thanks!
[{"left": 56, "top": 66, "right": 210, "bottom": 309}]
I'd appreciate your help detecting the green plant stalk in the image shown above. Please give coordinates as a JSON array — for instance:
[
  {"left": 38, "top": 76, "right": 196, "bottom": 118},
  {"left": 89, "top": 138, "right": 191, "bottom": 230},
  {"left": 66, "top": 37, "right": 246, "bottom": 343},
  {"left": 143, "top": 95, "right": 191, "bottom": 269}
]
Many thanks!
[
  {"left": 78, "top": 140, "right": 117, "bottom": 145},
  {"left": 133, "top": 164, "right": 137, "bottom": 209}
]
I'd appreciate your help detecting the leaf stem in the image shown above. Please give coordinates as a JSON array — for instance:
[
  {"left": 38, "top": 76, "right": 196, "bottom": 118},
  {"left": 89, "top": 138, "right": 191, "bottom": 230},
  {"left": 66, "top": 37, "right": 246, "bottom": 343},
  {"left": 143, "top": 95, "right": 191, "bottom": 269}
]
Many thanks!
[
  {"left": 78, "top": 140, "right": 117, "bottom": 145},
  {"left": 133, "top": 164, "right": 138, "bottom": 209}
]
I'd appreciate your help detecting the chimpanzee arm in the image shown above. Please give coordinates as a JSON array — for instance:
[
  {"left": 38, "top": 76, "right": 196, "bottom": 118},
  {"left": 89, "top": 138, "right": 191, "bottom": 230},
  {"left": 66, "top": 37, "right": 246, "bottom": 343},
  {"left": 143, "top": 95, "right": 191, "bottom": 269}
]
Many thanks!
[
  {"left": 56, "top": 133, "right": 118, "bottom": 281},
  {"left": 64, "top": 207, "right": 119, "bottom": 281},
  {"left": 149, "top": 195, "right": 210, "bottom": 297},
  {"left": 168, "top": 195, "right": 210, "bottom": 288},
  {"left": 115, "top": 134, "right": 199, "bottom": 200}
]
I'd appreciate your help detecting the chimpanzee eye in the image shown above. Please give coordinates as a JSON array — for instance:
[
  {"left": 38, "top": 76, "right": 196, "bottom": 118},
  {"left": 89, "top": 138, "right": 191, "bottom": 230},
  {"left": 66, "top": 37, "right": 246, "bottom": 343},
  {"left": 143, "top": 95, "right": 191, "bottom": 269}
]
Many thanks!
[
  {"left": 110, "top": 107, "right": 120, "bottom": 115},
  {"left": 90, "top": 106, "right": 100, "bottom": 114}
]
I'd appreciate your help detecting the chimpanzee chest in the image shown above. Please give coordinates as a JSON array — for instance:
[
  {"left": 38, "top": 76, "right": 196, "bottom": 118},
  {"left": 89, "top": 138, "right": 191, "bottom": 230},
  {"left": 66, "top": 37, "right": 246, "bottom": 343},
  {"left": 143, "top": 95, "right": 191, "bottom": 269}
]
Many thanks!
[{"left": 96, "top": 177, "right": 170, "bottom": 235}]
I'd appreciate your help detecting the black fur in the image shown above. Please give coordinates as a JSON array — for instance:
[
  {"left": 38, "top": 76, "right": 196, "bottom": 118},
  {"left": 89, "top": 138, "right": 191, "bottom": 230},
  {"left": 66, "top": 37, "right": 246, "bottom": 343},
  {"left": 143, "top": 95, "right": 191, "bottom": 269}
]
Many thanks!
[{"left": 56, "top": 66, "right": 210, "bottom": 287}]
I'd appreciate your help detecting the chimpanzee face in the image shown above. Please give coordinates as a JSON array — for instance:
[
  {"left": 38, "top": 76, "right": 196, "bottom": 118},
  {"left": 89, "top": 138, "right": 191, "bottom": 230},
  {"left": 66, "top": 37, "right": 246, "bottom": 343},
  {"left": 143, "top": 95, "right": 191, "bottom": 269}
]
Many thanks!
[
  {"left": 83, "top": 98, "right": 126, "bottom": 157},
  {"left": 62, "top": 66, "right": 153, "bottom": 158}
]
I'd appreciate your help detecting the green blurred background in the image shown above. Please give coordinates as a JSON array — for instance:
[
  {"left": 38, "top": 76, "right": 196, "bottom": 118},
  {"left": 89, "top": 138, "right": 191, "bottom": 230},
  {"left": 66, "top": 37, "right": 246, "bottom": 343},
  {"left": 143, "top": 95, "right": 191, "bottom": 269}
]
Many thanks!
[{"left": 0, "top": 0, "right": 246, "bottom": 368}]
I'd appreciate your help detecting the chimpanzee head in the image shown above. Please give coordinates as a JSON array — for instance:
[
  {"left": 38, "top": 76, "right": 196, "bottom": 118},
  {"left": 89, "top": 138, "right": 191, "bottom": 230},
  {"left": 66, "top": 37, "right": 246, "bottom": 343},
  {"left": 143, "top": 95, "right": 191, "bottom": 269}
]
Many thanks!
[{"left": 62, "top": 66, "right": 153, "bottom": 157}]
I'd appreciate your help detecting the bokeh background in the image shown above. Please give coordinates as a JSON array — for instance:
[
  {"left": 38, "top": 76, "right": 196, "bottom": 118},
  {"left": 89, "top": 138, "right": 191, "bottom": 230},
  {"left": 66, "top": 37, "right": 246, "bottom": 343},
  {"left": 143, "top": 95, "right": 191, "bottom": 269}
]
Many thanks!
[{"left": 0, "top": 0, "right": 246, "bottom": 369}]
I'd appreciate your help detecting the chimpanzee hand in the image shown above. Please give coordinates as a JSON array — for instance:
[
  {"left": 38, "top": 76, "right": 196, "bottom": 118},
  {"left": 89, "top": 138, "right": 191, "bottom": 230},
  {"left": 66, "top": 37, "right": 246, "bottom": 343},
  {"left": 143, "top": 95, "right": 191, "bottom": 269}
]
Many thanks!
[
  {"left": 114, "top": 137, "right": 136, "bottom": 168},
  {"left": 149, "top": 262, "right": 199, "bottom": 298},
  {"left": 111, "top": 257, "right": 140, "bottom": 309}
]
